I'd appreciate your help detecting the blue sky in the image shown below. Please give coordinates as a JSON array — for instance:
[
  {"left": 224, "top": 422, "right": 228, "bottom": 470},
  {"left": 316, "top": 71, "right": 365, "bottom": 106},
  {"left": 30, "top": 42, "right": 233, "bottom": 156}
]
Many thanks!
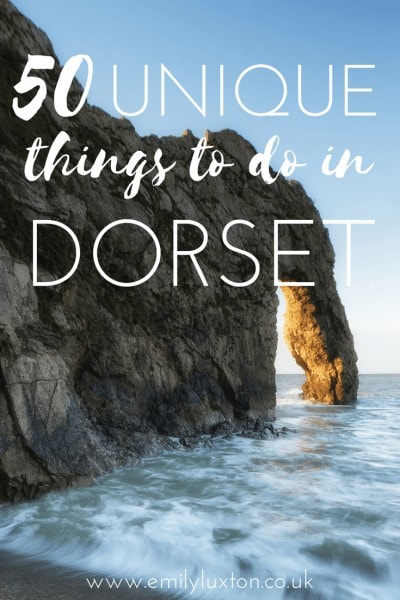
[{"left": 11, "top": 0, "right": 400, "bottom": 372}]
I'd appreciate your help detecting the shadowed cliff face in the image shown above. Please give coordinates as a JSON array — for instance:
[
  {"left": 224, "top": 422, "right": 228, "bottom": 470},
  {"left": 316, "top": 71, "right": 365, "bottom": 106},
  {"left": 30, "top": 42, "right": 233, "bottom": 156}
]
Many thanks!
[{"left": 0, "top": 0, "right": 357, "bottom": 501}]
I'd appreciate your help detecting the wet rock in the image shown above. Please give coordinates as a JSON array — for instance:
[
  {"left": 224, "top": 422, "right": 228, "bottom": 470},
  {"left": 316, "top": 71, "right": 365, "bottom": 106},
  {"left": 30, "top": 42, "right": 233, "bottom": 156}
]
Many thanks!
[
  {"left": 281, "top": 426, "right": 296, "bottom": 435},
  {"left": 301, "top": 538, "right": 389, "bottom": 579},
  {"left": 210, "top": 421, "right": 235, "bottom": 438}
]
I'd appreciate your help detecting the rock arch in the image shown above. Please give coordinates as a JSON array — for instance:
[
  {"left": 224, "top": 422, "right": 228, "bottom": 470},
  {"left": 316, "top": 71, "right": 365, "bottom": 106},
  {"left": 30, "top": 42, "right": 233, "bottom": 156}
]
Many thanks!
[{"left": 0, "top": 0, "right": 358, "bottom": 501}]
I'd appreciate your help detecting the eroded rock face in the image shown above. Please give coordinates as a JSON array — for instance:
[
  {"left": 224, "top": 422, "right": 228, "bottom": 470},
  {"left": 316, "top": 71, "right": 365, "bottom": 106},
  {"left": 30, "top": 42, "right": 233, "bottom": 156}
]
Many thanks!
[
  {"left": 0, "top": 0, "right": 357, "bottom": 502},
  {"left": 282, "top": 287, "right": 357, "bottom": 403}
]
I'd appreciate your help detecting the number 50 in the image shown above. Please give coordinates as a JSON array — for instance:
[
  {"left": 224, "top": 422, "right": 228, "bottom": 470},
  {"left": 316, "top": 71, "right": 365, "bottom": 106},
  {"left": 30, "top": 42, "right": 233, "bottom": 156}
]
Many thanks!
[{"left": 12, "top": 54, "right": 93, "bottom": 121}]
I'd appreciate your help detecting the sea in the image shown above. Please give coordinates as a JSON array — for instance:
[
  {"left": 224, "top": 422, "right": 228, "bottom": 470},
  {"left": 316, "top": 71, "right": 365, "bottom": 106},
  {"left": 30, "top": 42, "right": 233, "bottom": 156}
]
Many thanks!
[{"left": 0, "top": 374, "right": 399, "bottom": 600}]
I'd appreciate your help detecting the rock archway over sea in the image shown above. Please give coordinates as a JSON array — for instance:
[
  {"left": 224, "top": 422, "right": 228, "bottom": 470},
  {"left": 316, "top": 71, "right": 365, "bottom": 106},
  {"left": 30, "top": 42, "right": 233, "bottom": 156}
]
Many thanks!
[{"left": 0, "top": 0, "right": 357, "bottom": 501}]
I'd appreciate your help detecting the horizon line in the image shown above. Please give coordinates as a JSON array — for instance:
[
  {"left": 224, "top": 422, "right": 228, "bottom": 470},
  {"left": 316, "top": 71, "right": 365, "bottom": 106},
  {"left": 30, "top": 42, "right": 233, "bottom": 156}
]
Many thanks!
[{"left": 276, "top": 372, "right": 400, "bottom": 376}]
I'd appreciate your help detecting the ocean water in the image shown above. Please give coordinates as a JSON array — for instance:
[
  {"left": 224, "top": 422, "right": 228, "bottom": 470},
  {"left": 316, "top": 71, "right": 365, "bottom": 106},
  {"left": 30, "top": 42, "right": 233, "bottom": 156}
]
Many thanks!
[{"left": 0, "top": 374, "right": 399, "bottom": 599}]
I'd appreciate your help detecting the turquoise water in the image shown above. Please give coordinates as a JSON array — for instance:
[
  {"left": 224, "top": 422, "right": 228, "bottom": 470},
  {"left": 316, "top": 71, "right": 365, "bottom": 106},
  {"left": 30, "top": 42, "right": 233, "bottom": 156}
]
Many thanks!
[{"left": 0, "top": 375, "right": 399, "bottom": 599}]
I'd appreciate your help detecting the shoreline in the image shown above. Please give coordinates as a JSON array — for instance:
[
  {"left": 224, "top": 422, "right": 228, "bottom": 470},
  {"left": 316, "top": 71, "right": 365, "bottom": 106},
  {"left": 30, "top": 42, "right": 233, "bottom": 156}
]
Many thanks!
[{"left": 0, "top": 550, "right": 166, "bottom": 600}]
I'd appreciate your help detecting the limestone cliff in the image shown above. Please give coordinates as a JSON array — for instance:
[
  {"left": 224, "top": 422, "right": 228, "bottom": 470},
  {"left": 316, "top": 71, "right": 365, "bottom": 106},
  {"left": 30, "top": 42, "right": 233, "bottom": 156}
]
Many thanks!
[{"left": 0, "top": 0, "right": 358, "bottom": 502}]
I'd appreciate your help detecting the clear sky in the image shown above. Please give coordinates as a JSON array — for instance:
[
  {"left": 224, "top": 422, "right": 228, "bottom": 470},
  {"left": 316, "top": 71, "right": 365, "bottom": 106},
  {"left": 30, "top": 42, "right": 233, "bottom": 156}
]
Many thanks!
[{"left": 11, "top": 0, "right": 400, "bottom": 373}]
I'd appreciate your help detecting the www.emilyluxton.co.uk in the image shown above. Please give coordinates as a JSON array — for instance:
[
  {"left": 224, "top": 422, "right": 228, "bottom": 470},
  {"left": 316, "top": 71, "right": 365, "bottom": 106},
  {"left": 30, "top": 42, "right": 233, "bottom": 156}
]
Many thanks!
[{"left": 86, "top": 569, "right": 313, "bottom": 594}]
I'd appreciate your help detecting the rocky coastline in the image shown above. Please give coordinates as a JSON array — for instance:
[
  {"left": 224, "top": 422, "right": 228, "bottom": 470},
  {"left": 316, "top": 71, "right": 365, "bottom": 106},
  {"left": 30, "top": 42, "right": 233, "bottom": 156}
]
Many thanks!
[{"left": 0, "top": 0, "right": 357, "bottom": 502}]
